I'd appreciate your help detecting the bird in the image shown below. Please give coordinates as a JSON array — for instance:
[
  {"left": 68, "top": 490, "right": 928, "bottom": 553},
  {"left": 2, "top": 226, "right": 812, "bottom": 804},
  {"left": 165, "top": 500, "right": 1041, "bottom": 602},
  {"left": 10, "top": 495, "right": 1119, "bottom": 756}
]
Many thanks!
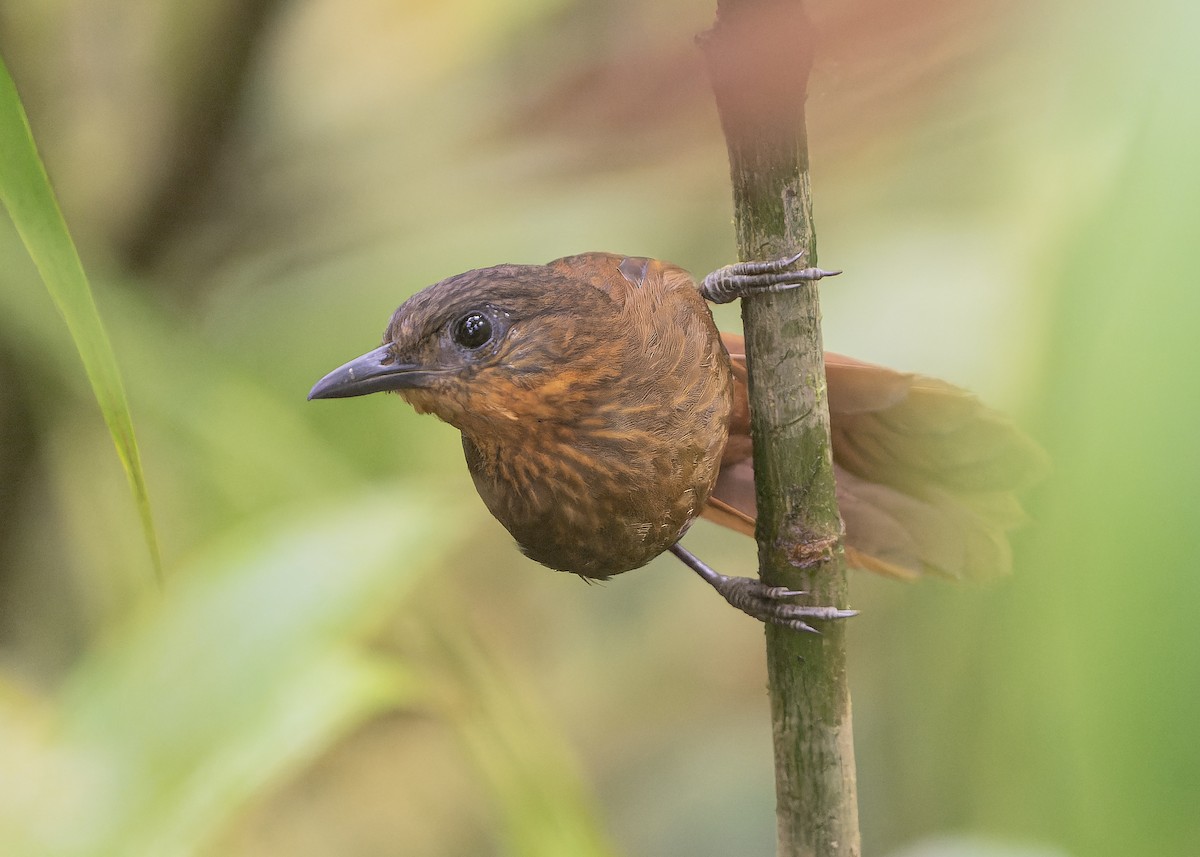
[{"left": 309, "top": 252, "right": 1046, "bottom": 631}]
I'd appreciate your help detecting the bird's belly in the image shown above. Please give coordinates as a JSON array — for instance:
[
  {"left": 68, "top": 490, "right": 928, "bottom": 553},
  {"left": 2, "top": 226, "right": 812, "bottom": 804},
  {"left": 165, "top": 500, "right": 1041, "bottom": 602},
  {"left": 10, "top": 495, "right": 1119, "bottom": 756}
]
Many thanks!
[
  {"left": 463, "top": 435, "right": 717, "bottom": 578},
  {"left": 518, "top": 488, "right": 696, "bottom": 578}
]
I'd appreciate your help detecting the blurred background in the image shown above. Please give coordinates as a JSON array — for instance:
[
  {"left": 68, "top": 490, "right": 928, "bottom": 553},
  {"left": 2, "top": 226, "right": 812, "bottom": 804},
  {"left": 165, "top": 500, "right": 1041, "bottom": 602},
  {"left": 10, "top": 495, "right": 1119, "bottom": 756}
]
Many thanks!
[{"left": 1, "top": 0, "right": 1197, "bottom": 855}]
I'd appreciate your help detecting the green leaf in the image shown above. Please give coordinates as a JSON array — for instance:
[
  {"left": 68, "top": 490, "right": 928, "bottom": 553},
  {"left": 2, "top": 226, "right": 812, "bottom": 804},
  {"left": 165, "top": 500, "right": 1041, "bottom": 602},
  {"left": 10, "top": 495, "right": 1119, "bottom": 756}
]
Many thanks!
[
  {"left": 0, "top": 51, "right": 161, "bottom": 581},
  {"left": 0, "top": 488, "right": 451, "bottom": 857}
]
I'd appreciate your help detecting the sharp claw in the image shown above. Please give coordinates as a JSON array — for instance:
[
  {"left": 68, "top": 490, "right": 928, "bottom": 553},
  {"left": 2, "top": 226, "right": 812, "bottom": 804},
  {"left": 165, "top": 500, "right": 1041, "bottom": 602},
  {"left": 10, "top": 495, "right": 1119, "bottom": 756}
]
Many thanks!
[
  {"left": 670, "top": 543, "right": 856, "bottom": 631},
  {"left": 700, "top": 253, "right": 842, "bottom": 304},
  {"left": 763, "top": 586, "right": 807, "bottom": 598}
]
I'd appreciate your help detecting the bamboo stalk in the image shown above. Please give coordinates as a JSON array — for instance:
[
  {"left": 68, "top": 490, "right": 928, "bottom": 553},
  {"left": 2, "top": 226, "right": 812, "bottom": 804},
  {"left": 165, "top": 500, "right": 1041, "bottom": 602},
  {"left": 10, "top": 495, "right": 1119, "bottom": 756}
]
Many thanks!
[{"left": 701, "top": 2, "right": 861, "bottom": 854}]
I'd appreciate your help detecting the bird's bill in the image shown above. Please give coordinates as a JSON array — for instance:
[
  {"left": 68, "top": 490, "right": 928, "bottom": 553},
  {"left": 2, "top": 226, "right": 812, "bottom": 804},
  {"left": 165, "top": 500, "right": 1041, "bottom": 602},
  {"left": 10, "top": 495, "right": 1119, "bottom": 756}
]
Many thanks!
[{"left": 308, "top": 344, "right": 439, "bottom": 400}]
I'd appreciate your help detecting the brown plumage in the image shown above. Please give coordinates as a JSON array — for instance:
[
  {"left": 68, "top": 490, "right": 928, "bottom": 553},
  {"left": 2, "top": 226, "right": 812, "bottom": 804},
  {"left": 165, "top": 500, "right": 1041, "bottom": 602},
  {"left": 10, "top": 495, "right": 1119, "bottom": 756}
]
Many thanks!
[
  {"left": 309, "top": 252, "right": 1046, "bottom": 623},
  {"left": 707, "top": 336, "right": 1045, "bottom": 580}
]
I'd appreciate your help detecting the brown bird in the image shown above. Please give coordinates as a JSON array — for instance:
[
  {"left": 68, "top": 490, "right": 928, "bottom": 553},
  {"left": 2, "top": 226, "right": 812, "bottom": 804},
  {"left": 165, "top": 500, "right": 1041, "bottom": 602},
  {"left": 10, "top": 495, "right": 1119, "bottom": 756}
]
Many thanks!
[{"left": 309, "top": 252, "right": 1045, "bottom": 630}]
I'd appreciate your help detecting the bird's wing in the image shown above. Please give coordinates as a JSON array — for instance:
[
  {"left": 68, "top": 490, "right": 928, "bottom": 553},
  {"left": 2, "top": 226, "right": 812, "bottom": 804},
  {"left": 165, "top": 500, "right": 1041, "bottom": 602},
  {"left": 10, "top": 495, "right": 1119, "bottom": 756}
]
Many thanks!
[{"left": 705, "top": 333, "right": 1047, "bottom": 581}]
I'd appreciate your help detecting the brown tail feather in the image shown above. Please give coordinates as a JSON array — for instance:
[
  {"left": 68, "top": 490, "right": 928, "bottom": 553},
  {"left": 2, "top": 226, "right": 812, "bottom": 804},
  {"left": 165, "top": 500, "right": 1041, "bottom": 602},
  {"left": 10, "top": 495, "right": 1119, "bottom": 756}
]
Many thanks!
[{"left": 704, "top": 333, "right": 1048, "bottom": 580}]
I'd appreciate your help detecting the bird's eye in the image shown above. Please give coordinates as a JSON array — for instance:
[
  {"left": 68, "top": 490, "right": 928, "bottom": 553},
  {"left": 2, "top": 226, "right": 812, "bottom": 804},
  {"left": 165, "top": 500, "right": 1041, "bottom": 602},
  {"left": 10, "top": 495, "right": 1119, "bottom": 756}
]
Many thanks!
[{"left": 451, "top": 311, "right": 493, "bottom": 349}]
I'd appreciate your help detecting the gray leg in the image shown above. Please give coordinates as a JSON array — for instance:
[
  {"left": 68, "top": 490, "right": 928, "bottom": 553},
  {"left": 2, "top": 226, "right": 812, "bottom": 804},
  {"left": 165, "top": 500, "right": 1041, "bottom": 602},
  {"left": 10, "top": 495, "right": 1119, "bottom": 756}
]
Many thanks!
[
  {"left": 700, "top": 251, "right": 841, "bottom": 304},
  {"left": 669, "top": 543, "right": 857, "bottom": 633}
]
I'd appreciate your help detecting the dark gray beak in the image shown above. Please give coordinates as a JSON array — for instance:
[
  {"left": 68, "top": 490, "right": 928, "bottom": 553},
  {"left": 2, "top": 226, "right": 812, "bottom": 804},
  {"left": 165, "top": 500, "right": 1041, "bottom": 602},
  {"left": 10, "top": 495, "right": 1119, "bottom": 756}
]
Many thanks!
[{"left": 308, "top": 344, "right": 439, "bottom": 400}]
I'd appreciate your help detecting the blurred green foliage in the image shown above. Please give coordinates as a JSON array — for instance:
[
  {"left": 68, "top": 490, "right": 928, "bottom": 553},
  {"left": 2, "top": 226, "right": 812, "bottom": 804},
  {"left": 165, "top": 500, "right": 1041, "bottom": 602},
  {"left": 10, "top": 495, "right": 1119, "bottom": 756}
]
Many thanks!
[{"left": 1, "top": 0, "right": 1198, "bottom": 855}]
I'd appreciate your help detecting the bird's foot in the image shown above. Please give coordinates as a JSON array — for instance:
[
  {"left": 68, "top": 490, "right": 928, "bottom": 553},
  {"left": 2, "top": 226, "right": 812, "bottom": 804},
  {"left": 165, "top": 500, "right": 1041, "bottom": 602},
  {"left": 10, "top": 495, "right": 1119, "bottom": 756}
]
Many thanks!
[
  {"left": 669, "top": 543, "right": 857, "bottom": 633},
  {"left": 700, "top": 251, "right": 841, "bottom": 304},
  {"left": 709, "top": 575, "right": 855, "bottom": 633}
]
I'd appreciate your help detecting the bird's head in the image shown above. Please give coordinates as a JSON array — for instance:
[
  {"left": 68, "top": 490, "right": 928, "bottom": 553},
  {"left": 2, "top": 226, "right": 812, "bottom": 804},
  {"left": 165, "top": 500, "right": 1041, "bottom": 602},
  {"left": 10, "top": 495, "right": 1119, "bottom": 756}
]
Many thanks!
[{"left": 308, "top": 263, "right": 621, "bottom": 436}]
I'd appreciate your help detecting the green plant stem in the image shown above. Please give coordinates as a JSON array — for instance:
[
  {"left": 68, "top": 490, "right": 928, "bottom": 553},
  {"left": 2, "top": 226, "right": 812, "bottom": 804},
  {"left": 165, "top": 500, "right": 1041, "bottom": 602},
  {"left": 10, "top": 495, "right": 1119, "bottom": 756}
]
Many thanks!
[{"left": 701, "top": 2, "right": 860, "bottom": 854}]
